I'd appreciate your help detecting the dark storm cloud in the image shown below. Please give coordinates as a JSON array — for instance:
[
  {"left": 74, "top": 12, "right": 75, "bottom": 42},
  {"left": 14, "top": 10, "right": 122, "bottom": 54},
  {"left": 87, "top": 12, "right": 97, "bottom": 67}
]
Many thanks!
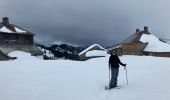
[{"left": 1, "top": 0, "right": 170, "bottom": 46}]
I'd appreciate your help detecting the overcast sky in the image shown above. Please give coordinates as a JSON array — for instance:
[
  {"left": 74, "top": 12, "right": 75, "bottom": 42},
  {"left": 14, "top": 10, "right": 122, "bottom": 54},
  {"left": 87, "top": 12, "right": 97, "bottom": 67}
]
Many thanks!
[{"left": 0, "top": 0, "right": 170, "bottom": 46}]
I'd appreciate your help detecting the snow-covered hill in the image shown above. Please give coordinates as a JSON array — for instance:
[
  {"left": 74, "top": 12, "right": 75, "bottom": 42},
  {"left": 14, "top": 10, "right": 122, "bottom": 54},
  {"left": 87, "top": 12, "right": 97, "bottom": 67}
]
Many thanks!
[
  {"left": 37, "top": 43, "right": 85, "bottom": 60},
  {"left": 0, "top": 54, "right": 170, "bottom": 100},
  {"left": 53, "top": 41, "right": 79, "bottom": 47}
]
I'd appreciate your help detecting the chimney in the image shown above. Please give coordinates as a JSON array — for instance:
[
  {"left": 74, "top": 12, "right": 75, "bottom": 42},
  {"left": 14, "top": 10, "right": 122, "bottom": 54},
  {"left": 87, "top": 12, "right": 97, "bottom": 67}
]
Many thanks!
[
  {"left": 144, "top": 26, "right": 148, "bottom": 33},
  {"left": 2, "top": 17, "right": 9, "bottom": 25},
  {"left": 2, "top": 17, "right": 15, "bottom": 31},
  {"left": 136, "top": 29, "right": 140, "bottom": 33}
]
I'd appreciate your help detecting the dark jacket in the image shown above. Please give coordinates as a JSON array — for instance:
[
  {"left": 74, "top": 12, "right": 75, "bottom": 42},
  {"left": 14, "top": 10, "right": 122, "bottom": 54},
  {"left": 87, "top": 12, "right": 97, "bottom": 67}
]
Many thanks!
[{"left": 109, "top": 54, "right": 126, "bottom": 69}]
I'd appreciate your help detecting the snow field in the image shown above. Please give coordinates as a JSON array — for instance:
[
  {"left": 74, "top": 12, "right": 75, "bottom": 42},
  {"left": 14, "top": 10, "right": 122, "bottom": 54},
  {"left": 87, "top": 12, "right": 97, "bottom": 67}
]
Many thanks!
[{"left": 0, "top": 54, "right": 170, "bottom": 100}]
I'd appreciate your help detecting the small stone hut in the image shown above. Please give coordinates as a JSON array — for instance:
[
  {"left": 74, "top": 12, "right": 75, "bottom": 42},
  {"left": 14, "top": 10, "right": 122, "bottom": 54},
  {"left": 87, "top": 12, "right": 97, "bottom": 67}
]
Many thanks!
[{"left": 79, "top": 44, "right": 108, "bottom": 61}]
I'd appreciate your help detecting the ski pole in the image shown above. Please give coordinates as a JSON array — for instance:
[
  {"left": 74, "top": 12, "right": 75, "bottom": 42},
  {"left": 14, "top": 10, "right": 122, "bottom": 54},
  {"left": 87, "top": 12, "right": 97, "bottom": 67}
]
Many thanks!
[
  {"left": 109, "top": 66, "right": 111, "bottom": 84},
  {"left": 125, "top": 67, "right": 128, "bottom": 85}
]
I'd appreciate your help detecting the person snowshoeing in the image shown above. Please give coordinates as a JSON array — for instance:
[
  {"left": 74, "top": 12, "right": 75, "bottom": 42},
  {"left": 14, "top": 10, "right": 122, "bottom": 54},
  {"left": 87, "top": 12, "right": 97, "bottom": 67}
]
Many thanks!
[{"left": 108, "top": 50, "right": 126, "bottom": 89}]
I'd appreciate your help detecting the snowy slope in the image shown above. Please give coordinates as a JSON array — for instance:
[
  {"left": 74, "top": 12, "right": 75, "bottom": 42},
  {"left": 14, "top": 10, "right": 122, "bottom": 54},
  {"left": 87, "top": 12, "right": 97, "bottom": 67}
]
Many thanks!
[
  {"left": 0, "top": 54, "right": 170, "bottom": 100},
  {"left": 53, "top": 41, "right": 79, "bottom": 47},
  {"left": 140, "top": 34, "right": 170, "bottom": 52},
  {"left": 39, "top": 48, "right": 54, "bottom": 57},
  {"left": 8, "top": 51, "right": 40, "bottom": 60}
]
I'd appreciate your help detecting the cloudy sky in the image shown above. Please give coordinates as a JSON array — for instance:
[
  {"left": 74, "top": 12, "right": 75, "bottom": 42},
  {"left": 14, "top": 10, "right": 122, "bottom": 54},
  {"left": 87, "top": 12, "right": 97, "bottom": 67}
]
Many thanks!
[{"left": 0, "top": 0, "right": 170, "bottom": 46}]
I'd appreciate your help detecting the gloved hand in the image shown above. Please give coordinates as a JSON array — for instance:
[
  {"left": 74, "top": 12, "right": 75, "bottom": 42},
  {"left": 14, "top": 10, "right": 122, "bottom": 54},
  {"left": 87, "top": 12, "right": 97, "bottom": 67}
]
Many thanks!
[{"left": 124, "top": 64, "right": 127, "bottom": 69}]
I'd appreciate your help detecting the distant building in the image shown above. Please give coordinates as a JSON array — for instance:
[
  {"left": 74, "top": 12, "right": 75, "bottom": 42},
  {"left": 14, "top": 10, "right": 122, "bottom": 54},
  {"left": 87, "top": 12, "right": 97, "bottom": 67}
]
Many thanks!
[
  {"left": 0, "top": 17, "right": 34, "bottom": 45},
  {"left": 0, "top": 17, "right": 42, "bottom": 60},
  {"left": 121, "top": 26, "right": 149, "bottom": 55},
  {"left": 79, "top": 44, "right": 108, "bottom": 61},
  {"left": 111, "top": 26, "right": 170, "bottom": 57}
]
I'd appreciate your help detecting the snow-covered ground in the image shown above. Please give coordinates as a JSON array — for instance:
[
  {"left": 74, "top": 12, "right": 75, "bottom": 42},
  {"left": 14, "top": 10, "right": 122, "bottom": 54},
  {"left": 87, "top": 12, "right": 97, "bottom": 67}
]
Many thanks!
[
  {"left": 0, "top": 52, "right": 170, "bottom": 100},
  {"left": 8, "top": 51, "right": 41, "bottom": 61}
]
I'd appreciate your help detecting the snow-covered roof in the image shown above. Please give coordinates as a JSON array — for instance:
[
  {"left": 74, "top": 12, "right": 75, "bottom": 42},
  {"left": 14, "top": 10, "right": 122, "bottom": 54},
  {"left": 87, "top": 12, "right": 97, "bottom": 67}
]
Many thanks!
[
  {"left": 140, "top": 34, "right": 170, "bottom": 52},
  {"left": 0, "top": 25, "right": 29, "bottom": 34},
  {"left": 85, "top": 50, "right": 108, "bottom": 57},
  {"left": 14, "top": 27, "right": 27, "bottom": 33},
  {"left": 0, "top": 26, "right": 13, "bottom": 33},
  {"left": 79, "top": 44, "right": 107, "bottom": 55}
]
